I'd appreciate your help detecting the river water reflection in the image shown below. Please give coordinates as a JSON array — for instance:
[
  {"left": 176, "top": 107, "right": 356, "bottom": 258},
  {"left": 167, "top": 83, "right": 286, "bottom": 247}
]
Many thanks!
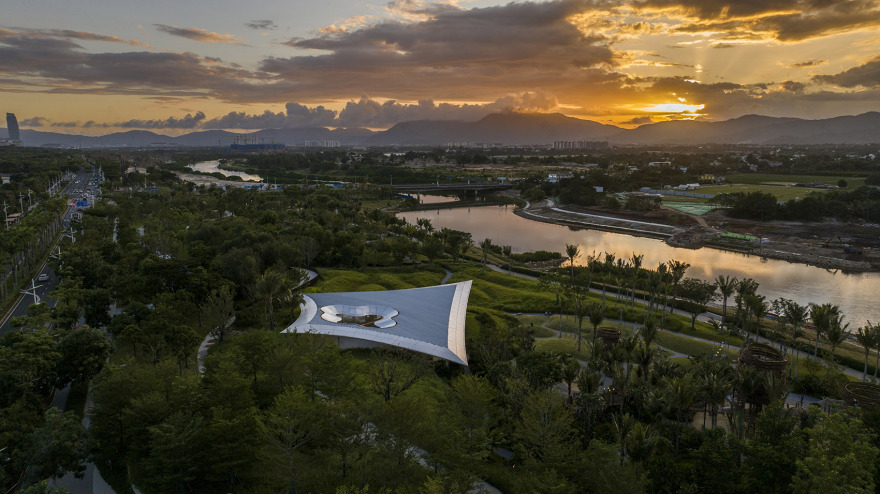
[
  {"left": 398, "top": 205, "right": 880, "bottom": 325},
  {"left": 189, "top": 160, "right": 263, "bottom": 182}
]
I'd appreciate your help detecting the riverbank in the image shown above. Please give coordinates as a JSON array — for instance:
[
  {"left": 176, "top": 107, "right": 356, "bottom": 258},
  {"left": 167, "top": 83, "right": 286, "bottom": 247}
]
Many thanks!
[
  {"left": 516, "top": 199, "right": 878, "bottom": 273},
  {"left": 515, "top": 200, "right": 678, "bottom": 240}
]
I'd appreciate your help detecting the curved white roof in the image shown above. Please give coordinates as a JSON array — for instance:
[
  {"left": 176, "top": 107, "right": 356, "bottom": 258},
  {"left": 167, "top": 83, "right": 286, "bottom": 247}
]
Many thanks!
[{"left": 283, "top": 280, "right": 472, "bottom": 365}]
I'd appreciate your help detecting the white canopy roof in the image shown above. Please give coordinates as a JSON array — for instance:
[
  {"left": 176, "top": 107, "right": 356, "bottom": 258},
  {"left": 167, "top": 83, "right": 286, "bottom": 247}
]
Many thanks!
[{"left": 283, "top": 280, "right": 472, "bottom": 365}]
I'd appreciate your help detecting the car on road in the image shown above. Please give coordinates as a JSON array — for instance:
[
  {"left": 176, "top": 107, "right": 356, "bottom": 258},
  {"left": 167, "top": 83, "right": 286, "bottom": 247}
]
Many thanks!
[{"left": 37, "top": 273, "right": 49, "bottom": 282}]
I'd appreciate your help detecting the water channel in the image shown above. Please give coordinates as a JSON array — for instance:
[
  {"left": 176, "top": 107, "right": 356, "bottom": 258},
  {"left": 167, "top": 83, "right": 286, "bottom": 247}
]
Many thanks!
[
  {"left": 398, "top": 203, "right": 880, "bottom": 326},
  {"left": 189, "top": 160, "right": 263, "bottom": 182}
]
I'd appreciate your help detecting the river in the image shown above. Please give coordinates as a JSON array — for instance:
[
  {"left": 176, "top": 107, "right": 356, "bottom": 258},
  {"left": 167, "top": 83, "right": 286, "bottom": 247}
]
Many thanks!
[
  {"left": 398, "top": 204, "right": 880, "bottom": 326},
  {"left": 189, "top": 160, "right": 263, "bottom": 182}
]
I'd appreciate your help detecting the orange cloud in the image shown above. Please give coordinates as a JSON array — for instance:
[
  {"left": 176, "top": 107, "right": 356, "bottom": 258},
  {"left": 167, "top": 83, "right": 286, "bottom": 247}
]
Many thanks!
[{"left": 154, "top": 24, "right": 242, "bottom": 44}]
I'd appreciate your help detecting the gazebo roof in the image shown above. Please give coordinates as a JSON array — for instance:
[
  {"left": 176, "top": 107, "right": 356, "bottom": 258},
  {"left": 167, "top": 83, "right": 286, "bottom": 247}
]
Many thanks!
[{"left": 283, "top": 280, "right": 472, "bottom": 365}]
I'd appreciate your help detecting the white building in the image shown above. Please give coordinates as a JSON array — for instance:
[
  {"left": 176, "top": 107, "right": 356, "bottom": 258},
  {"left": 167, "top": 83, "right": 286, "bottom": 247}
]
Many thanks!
[{"left": 285, "top": 281, "right": 472, "bottom": 365}]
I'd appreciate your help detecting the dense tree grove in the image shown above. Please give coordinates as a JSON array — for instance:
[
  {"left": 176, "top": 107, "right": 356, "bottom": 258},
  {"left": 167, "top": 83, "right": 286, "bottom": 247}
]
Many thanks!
[
  {"left": 716, "top": 187, "right": 880, "bottom": 222},
  {"left": 3, "top": 147, "right": 880, "bottom": 493}
]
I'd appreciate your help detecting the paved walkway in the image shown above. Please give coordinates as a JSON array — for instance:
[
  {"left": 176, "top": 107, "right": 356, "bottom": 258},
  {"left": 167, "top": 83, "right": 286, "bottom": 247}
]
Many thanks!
[
  {"left": 440, "top": 268, "right": 453, "bottom": 285},
  {"left": 52, "top": 389, "right": 116, "bottom": 494},
  {"left": 518, "top": 199, "right": 679, "bottom": 238}
]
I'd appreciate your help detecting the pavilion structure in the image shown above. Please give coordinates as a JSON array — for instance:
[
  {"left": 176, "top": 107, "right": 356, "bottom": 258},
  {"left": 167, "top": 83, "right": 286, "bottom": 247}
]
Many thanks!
[{"left": 283, "top": 280, "right": 472, "bottom": 365}]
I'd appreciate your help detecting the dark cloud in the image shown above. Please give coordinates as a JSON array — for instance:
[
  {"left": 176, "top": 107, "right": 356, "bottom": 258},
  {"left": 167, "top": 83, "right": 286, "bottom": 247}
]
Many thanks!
[
  {"left": 779, "top": 80, "right": 807, "bottom": 92},
  {"left": 637, "top": 0, "right": 801, "bottom": 20},
  {"left": 19, "top": 116, "right": 46, "bottom": 127},
  {"left": 0, "top": 27, "right": 131, "bottom": 43},
  {"left": 787, "top": 59, "right": 827, "bottom": 68},
  {"left": 334, "top": 92, "right": 559, "bottom": 127},
  {"left": 264, "top": 0, "right": 615, "bottom": 100},
  {"left": 51, "top": 92, "right": 560, "bottom": 130},
  {"left": 245, "top": 20, "right": 277, "bottom": 30},
  {"left": 813, "top": 56, "right": 880, "bottom": 88},
  {"left": 201, "top": 104, "right": 337, "bottom": 129},
  {"left": 660, "top": 0, "right": 880, "bottom": 42},
  {"left": 622, "top": 116, "right": 654, "bottom": 125},
  {"left": 0, "top": 30, "right": 254, "bottom": 97},
  {"left": 154, "top": 24, "right": 241, "bottom": 43},
  {"left": 116, "top": 112, "right": 207, "bottom": 129}
]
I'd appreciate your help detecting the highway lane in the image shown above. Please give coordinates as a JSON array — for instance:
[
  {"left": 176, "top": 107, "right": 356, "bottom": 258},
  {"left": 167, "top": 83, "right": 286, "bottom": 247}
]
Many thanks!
[{"left": 0, "top": 169, "right": 98, "bottom": 336}]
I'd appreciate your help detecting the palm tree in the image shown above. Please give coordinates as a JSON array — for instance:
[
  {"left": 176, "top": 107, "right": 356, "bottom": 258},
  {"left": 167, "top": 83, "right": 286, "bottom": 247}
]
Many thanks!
[
  {"left": 714, "top": 274, "right": 737, "bottom": 327},
  {"left": 626, "top": 422, "right": 666, "bottom": 465},
  {"left": 614, "top": 275, "right": 624, "bottom": 322},
  {"left": 870, "top": 322, "right": 880, "bottom": 379},
  {"left": 629, "top": 253, "right": 644, "bottom": 309},
  {"left": 584, "top": 250, "right": 598, "bottom": 290},
  {"left": 638, "top": 318, "right": 659, "bottom": 348},
  {"left": 667, "top": 259, "right": 690, "bottom": 304},
  {"left": 479, "top": 238, "right": 492, "bottom": 272},
  {"left": 457, "top": 236, "right": 473, "bottom": 264},
  {"left": 809, "top": 303, "right": 840, "bottom": 358},
  {"left": 783, "top": 300, "right": 808, "bottom": 375},
  {"left": 633, "top": 342, "right": 655, "bottom": 380},
  {"left": 665, "top": 374, "right": 697, "bottom": 450},
  {"left": 588, "top": 302, "right": 605, "bottom": 353},
  {"left": 855, "top": 325, "right": 877, "bottom": 380},
  {"left": 824, "top": 313, "right": 850, "bottom": 367},
  {"left": 502, "top": 245, "right": 513, "bottom": 274},
  {"left": 561, "top": 359, "right": 580, "bottom": 403},
  {"left": 565, "top": 243, "right": 580, "bottom": 280},
  {"left": 743, "top": 293, "right": 767, "bottom": 342},
  {"left": 655, "top": 262, "right": 669, "bottom": 319},
  {"left": 734, "top": 278, "right": 759, "bottom": 328},
  {"left": 573, "top": 292, "right": 590, "bottom": 352},
  {"left": 255, "top": 269, "right": 286, "bottom": 331},
  {"left": 702, "top": 372, "right": 734, "bottom": 428},
  {"left": 612, "top": 413, "right": 636, "bottom": 465},
  {"left": 601, "top": 252, "right": 616, "bottom": 303}
]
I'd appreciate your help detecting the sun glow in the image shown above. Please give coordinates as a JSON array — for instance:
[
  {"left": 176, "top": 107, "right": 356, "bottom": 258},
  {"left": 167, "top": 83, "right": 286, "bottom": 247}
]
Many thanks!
[{"left": 640, "top": 103, "right": 705, "bottom": 113}]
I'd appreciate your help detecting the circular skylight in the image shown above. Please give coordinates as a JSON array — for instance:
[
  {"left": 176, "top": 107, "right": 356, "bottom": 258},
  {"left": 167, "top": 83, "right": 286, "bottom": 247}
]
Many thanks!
[{"left": 320, "top": 304, "right": 399, "bottom": 329}]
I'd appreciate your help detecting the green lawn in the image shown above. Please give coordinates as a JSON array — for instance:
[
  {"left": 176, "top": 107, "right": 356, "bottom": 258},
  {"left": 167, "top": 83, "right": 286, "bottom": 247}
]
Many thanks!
[
  {"left": 725, "top": 173, "right": 866, "bottom": 187},
  {"left": 698, "top": 184, "right": 829, "bottom": 202},
  {"left": 655, "top": 330, "right": 739, "bottom": 360},
  {"left": 535, "top": 334, "right": 591, "bottom": 361},
  {"left": 306, "top": 266, "right": 447, "bottom": 293}
]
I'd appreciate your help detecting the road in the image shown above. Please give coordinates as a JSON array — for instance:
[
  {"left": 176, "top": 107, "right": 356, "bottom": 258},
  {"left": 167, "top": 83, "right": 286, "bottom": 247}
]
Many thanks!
[
  {"left": 0, "top": 166, "right": 118, "bottom": 494},
  {"left": 0, "top": 169, "right": 97, "bottom": 336}
]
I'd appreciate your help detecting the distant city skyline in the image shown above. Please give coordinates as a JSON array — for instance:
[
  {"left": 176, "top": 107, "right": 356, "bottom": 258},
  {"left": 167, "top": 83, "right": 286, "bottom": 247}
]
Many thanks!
[{"left": 2, "top": 0, "right": 880, "bottom": 134}]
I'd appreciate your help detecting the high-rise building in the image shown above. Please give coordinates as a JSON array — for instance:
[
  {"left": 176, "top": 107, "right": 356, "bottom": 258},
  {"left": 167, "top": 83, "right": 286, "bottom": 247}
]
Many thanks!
[{"left": 6, "top": 113, "right": 20, "bottom": 141}]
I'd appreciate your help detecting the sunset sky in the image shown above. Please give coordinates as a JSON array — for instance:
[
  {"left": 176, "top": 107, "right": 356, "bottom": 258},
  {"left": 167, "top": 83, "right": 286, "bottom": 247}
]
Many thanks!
[{"left": 3, "top": 0, "right": 880, "bottom": 134}]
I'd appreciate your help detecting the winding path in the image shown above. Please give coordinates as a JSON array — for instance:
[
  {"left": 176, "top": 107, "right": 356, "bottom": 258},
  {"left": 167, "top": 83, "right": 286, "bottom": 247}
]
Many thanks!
[{"left": 488, "top": 260, "right": 861, "bottom": 394}]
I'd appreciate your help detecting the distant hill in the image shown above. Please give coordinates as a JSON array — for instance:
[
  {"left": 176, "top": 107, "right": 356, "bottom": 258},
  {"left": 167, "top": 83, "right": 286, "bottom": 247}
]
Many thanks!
[
  {"left": 366, "top": 112, "right": 621, "bottom": 146},
  {"left": 4, "top": 111, "right": 880, "bottom": 148},
  {"left": 9, "top": 127, "right": 376, "bottom": 148},
  {"left": 612, "top": 112, "right": 880, "bottom": 145}
]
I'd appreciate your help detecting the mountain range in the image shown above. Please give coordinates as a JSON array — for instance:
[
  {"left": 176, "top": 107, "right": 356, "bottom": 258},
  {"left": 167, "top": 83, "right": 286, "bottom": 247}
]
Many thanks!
[{"left": 4, "top": 111, "right": 880, "bottom": 148}]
